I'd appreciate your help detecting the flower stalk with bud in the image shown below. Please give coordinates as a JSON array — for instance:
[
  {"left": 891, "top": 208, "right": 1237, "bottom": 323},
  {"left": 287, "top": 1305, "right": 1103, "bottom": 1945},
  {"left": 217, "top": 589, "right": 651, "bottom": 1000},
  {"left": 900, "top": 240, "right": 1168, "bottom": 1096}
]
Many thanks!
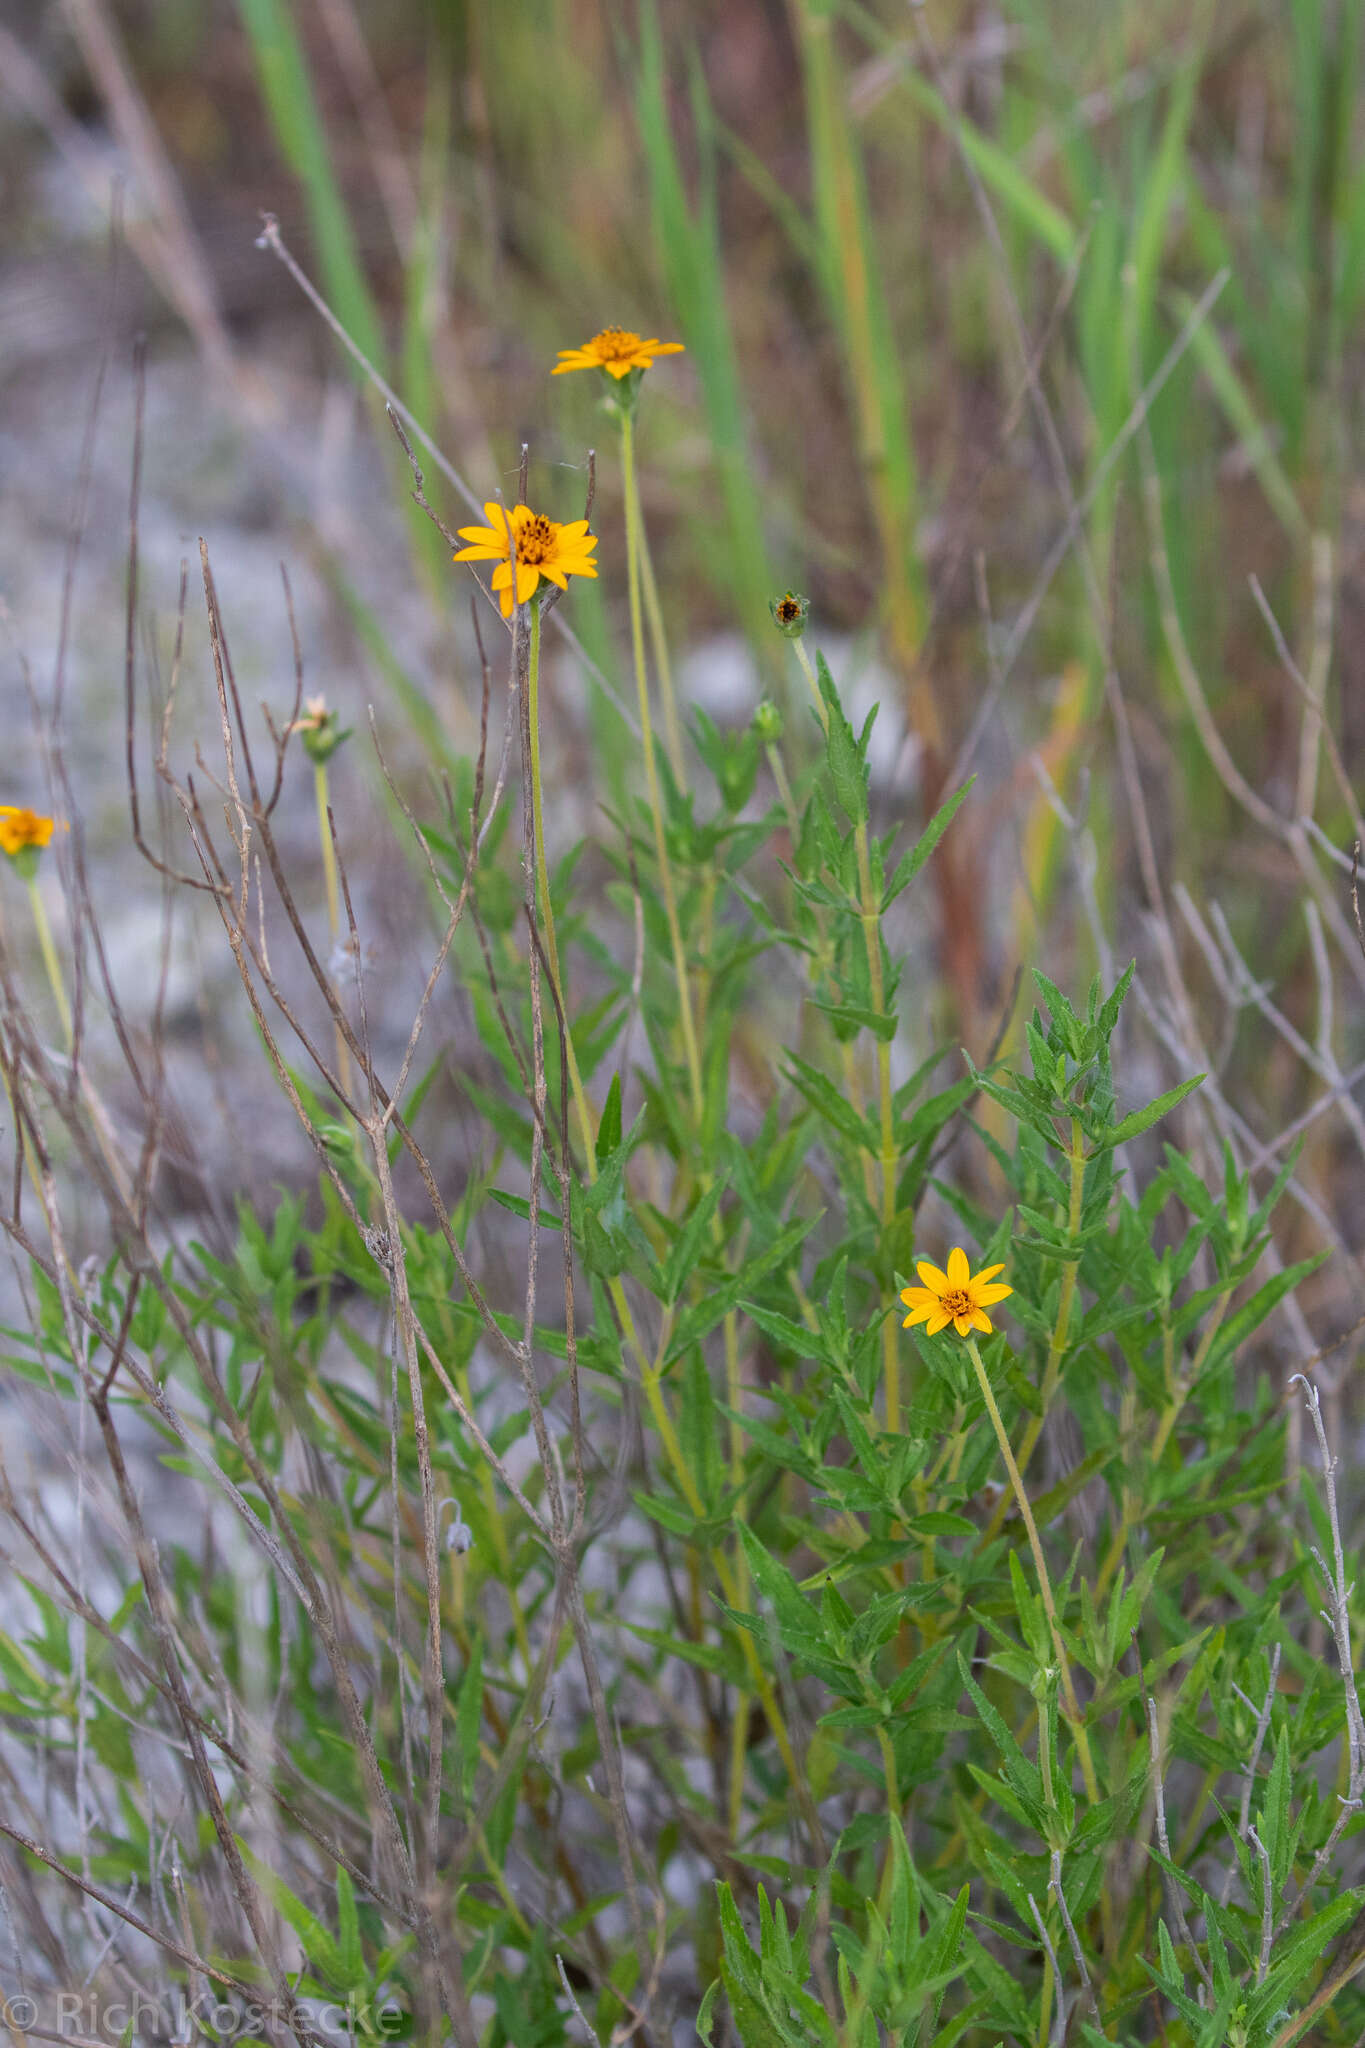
[
  {"left": 289, "top": 697, "right": 354, "bottom": 1098},
  {"left": 0, "top": 808, "right": 71, "bottom": 1046}
]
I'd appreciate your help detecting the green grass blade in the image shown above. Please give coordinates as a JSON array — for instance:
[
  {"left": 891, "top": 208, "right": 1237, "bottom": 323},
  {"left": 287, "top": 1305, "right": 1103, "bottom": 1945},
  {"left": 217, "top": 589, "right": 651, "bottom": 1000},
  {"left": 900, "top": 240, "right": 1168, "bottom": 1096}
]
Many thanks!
[
  {"left": 632, "top": 4, "right": 774, "bottom": 649},
  {"left": 236, "top": 0, "right": 387, "bottom": 378},
  {"left": 837, "top": 0, "right": 1077, "bottom": 263}
]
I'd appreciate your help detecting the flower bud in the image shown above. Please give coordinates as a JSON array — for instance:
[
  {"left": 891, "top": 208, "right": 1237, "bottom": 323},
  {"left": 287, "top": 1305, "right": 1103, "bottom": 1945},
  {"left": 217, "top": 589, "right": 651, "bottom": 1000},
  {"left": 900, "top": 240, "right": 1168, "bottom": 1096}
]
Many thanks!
[
  {"left": 289, "top": 695, "right": 351, "bottom": 765},
  {"left": 753, "top": 698, "right": 784, "bottom": 743},
  {"left": 769, "top": 590, "right": 810, "bottom": 639}
]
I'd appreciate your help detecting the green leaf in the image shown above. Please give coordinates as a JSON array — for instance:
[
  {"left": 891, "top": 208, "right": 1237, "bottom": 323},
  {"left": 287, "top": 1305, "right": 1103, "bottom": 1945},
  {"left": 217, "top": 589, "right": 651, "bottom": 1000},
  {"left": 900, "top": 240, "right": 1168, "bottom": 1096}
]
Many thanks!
[
  {"left": 882, "top": 779, "right": 974, "bottom": 908},
  {"left": 809, "top": 998, "right": 898, "bottom": 1043},
  {"left": 455, "top": 1636, "right": 483, "bottom": 1807},
  {"left": 1103, "top": 1074, "right": 1205, "bottom": 1148},
  {"left": 742, "top": 1301, "right": 829, "bottom": 1362},
  {"left": 335, "top": 1866, "right": 363, "bottom": 1990},
  {"left": 784, "top": 1052, "right": 878, "bottom": 1154},
  {"left": 237, "top": 1841, "right": 345, "bottom": 1988},
  {"left": 665, "top": 1215, "right": 817, "bottom": 1362},
  {"left": 661, "top": 1177, "right": 728, "bottom": 1307},
  {"left": 1205, "top": 1254, "right": 1329, "bottom": 1374},
  {"left": 816, "top": 653, "right": 869, "bottom": 825},
  {"left": 735, "top": 1523, "right": 828, "bottom": 1658},
  {"left": 1259, "top": 1724, "right": 1293, "bottom": 1893},
  {"left": 596, "top": 1070, "right": 623, "bottom": 1168}
]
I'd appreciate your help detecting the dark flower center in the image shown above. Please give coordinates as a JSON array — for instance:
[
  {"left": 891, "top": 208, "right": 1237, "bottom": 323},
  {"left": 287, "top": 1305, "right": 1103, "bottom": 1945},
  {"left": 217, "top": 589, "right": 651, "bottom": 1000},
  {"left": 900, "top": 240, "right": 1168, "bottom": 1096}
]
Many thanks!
[
  {"left": 940, "top": 1287, "right": 973, "bottom": 1318},
  {"left": 517, "top": 515, "right": 556, "bottom": 565}
]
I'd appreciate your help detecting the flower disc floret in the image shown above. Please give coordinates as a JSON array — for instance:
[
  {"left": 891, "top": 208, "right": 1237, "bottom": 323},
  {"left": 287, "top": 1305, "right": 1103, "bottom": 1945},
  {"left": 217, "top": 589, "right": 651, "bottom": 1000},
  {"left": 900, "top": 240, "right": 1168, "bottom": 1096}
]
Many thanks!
[
  {"left": 900, "top": 1247, "right": 1012, "bottom": 1338},
  {"left": 453, "top": 502, "right": 599, "bottom": 617},
  {"left": 552, "top": 328, "right": 685, "bottom": 380}
]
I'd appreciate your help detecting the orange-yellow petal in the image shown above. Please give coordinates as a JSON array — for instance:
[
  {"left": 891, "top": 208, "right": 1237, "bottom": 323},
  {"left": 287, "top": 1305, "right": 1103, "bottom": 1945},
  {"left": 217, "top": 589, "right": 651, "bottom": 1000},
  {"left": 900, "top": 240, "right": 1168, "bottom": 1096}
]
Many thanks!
[
  {"left": 453, "top": 529, "right": 506, "bottom": 560},
  {"left": 974, "top": 1283, "right": 1013, "bottom": 1306},
  {"left": 915, "top": 1261, "right": 949, "bottom": 1294},
  {"left": 925, "top": 1310, "right": 952, "bottom": 1336},
  {"left": 946, "top": 1247, "right": 970, "bottom": 1287}
]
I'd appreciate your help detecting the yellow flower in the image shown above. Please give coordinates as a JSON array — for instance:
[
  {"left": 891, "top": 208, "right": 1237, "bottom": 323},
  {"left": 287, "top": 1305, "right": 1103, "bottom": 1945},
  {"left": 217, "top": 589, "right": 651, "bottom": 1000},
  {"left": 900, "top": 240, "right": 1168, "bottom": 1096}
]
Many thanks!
[
  {"left": 551, "top": 327, "right": 685, "bottom": 380},
  {"left": 0, "top": 808, "right": 57, "bottom": 858},
  {"left": 900, "top": 1247, "right": 1012, "bottom": 1339},
  {"left": 453, "top": 502, "right": 598, "bottom": 618}
]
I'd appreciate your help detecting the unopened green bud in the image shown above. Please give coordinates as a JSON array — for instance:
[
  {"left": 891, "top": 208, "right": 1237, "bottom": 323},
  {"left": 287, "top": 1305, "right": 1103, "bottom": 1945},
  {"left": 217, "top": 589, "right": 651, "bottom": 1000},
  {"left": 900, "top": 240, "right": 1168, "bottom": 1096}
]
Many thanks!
[{"left": 753, "top": 698, "right": 783, "bottom": 743}]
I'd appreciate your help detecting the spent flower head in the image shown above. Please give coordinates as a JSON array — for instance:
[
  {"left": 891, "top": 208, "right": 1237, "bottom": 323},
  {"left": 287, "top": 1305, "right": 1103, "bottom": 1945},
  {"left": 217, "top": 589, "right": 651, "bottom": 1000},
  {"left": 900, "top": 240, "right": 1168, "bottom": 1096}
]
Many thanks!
[
  {"left": 453, "top": 502, "right": 598, "bottom": 618},
  {"left": 900, "top": 1247, "right": 1012, "bottom": 1338},
  {"left": 288, "top": 694, "right": 352, "bottom": 765},
  {"left": 769, "top": 590, "right": 810, "bottom": 639}
]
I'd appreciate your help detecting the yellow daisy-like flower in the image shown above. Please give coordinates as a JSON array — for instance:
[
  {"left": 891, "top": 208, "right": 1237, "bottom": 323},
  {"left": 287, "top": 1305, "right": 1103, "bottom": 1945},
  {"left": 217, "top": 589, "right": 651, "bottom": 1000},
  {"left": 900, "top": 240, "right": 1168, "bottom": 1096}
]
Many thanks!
[
  {"left": 453, "top": 502, "right": 599, "bottom": 618},
  {"left": 0, "top": 808, "right": 57, "bottom": 858},
  {"left": 551, "top": 327, "right": 685, "bottom": 380},
  {"left": 900, "top": 1247, "right": 1012, "bottom": 1339}
]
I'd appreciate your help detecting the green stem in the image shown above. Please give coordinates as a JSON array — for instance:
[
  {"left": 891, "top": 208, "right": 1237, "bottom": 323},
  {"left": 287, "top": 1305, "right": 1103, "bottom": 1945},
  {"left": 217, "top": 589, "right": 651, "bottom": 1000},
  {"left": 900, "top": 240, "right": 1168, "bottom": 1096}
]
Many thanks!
[
  {"left": 981, "top": 1116, "right": 1085, "bottom": 1545},
  {"left": 965, "top": 1335, "right": 1098, "bottom": 1806},
  {"left": 794, "top": 637, "right": 900, "bottom": 1429},
  {"left": 621, "top": 408, "right": 703, "bottom": 1127},
  {"left": 635, "top": 501, "right": 686, "bottom": 791},
  {"left": 314, "top": 760, "right": 352, "bottom": 1102},
  {"left": 27, "top": 875, "right": 71, "bottom": 1050},
  {"left": 1093, "top": 1285, "right": 1234, "bottom": 1600},
  {"left": 527, "top": 599, "right": 596, "bottom": 1164}
]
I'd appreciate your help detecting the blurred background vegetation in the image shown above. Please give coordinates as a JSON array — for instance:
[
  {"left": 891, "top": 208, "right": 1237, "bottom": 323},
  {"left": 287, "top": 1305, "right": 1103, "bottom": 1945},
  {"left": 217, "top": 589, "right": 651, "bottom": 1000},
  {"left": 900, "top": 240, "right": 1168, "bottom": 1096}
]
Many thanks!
[
  {"left": 2, "top": 0, "right": 1362, "bottom": 1368},
  {"left": 17, "top": 1, "right": 1360, "bottom": 1272},
  {"left": 5, "top": 5, "right": 1365, "bottom": 2040}
]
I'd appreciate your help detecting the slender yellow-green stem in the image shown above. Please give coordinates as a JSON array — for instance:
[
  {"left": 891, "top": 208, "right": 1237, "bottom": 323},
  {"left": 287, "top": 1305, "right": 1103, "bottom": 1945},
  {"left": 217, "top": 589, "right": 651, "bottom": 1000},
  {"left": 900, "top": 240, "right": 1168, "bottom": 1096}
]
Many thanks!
[
  {"left": 792, "top": 636, "right": 900, "bottom": 1428},
  {"left": 620, "top": 408, "right": 703, "bottom": 1125},
  {"left": 622, "top": 431, "right": 746, "bottom": 1663},
  {"left": 876, "top": 1723, "right": 902, "bottom": 1915},
  {"left": 1092, "top": 1285, "right": 1234, "bottom": 1600},
  {"left": 764, "top": 735, "right": 876, "bottom": 1202},
  {"left": 965, "top": 1334, "right": 1099, "bottom": 1807},
  {"left": 26, "top": 875, "right": 71, "bottom": 1050},
  {"left": 12, "top": 865, "right": 133, "bottom": 1234},
  {"left": 527, "top": 599, "right": 597, "bottom": 1165},
  {"left": 981, "top": 1116, "right": 1086, "bottom": 1549},
  {"left": 832, "top": 1720, "right": 906, "bottom": 2048},
  {"left": 314, "top": 760, "right": 353, "bottom": 1102},
  {"left": 634, "top": 502, "right": 686, "bottom": 791}
]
